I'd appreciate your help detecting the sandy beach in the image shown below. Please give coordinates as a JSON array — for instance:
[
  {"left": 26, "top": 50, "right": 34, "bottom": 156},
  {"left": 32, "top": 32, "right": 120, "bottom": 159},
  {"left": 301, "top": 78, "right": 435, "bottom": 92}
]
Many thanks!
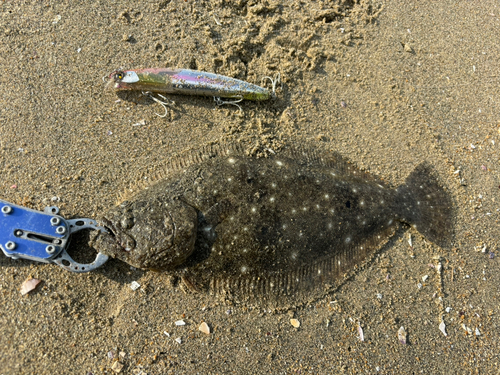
[{"left": 1, "top": 0, "right": 499, "bottom": 373}]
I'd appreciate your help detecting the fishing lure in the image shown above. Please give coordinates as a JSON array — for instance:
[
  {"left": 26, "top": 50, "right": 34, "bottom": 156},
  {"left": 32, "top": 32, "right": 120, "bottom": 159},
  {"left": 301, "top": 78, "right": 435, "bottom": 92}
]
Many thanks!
[{"left": 107, "top": 68, "right": 279, "bottom": 116}]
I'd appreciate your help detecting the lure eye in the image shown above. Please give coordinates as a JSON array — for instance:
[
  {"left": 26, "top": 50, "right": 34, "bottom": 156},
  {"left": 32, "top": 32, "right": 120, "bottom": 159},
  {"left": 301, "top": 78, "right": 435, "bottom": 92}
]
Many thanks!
[{"left": 113, "top": 71, "right": 124, "bottom": 81}]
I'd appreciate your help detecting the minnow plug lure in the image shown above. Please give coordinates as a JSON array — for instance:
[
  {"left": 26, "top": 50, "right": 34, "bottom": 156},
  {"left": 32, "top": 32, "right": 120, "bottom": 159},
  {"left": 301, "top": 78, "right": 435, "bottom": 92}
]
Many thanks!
[{"left": 107, "top": 68, "right": 278, "bottom": 103}]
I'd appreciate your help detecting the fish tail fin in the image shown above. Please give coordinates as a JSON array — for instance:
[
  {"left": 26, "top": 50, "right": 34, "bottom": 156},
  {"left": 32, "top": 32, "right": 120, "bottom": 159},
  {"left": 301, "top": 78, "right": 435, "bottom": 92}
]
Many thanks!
[{"left": 395, "top": 163, "right": 453, "bottom": 248}]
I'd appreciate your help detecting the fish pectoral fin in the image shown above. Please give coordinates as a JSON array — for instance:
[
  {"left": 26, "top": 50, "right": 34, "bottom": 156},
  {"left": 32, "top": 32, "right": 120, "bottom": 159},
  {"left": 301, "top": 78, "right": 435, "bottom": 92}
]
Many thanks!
[{"left": 203, "top": 198, "right": 237, "bottom": 227}]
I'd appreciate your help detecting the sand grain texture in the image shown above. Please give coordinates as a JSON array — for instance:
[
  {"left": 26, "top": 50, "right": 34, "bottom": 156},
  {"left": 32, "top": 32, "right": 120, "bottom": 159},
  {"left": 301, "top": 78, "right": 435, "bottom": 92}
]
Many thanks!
[{"left": 0, "top": 0, "right": 499, "bottom": 374}]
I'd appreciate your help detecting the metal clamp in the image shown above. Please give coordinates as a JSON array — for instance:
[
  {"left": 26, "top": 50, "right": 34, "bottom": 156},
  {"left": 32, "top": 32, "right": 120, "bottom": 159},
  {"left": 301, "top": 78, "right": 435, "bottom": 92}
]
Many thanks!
[{"left": 0, "top": 199, "right": 108, "bottom": 273}]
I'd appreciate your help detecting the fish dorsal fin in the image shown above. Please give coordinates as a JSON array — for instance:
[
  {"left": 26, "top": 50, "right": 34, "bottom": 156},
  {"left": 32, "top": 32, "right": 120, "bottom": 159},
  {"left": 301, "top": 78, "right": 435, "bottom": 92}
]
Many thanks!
[
  {"left": 115, "top": 141, "right": 385, "bottom": 204},
  {"left": 278, "top": 144, "right": 386, "bottom": 186},
  {"left": 115, "top": 142, "right": 249, "bottom": 204}
]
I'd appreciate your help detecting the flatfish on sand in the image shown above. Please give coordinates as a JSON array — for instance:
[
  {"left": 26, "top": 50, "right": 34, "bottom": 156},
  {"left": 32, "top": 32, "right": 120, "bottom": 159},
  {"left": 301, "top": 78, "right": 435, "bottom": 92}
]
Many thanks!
[{"left": 91, "top": 144, "right": 453, "bottom": 307}]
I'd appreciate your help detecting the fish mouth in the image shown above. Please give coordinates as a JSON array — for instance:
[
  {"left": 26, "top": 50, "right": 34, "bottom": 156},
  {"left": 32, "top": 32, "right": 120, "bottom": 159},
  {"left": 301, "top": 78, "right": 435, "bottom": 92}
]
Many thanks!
[{"left": 100, "top": 217, "right": 136, "bottom": 252}]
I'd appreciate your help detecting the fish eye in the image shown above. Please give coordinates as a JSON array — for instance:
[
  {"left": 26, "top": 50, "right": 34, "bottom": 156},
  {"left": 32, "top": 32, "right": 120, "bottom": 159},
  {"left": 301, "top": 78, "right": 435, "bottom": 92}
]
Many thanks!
[{"left": 120, "top": 216, "right": 134, "bottom": 229}]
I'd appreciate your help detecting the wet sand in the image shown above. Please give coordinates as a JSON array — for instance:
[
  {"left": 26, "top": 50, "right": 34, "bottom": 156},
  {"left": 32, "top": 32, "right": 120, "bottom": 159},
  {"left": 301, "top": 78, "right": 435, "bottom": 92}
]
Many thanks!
[{"left": 1, "top": 1, "right": 499, "bottom": 374}]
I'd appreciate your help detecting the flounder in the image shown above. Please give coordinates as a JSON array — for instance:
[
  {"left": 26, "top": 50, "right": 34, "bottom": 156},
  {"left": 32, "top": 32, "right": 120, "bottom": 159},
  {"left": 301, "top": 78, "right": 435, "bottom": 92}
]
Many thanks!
[{"left": 91, "top": 144, "right": 453, "bottom": 307}]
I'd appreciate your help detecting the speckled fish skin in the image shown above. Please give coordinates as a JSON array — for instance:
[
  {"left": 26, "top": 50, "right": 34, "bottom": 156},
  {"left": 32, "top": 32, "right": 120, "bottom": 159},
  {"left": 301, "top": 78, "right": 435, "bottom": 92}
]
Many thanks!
[{"left": 91, "top": 146, "right": 452, "bottom": 306}]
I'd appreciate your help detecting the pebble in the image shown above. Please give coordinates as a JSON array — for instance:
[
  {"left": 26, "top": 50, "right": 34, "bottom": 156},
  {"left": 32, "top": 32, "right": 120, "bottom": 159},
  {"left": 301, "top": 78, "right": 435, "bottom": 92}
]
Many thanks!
[
  {"left": 132, "top": 119, "right": 146, "bottom": 127},
  {"left": 175, "top": 337, "right": 182, "bottom": 344},
  {"left": 199, "top": 322, "right": 210, "bottom": 334},
  {"left": 439, "top": 321, "right": 447, "bottom": 337},
  {"left": 175, "top": 320, "right": 186, "bottom": 326},
  {"left": 290, "top": 319, "right": 300, "bottom": 328},
  {"left": 398, "top": 326, "right": 407, "bottom": 344},
  {"left": 111, "top": 361, "right": 123, "bottom": 373},
  {"left": 20, "top": 278, "right": 41, "bottom": 295},
  {"left": 130, "top": 281, "right": 140, "bottom": 291},
  {"left": 357, "top": 324, "right": 364, "bottom": 342},
  {"left": 462, "top": 324, "right": 472, "bottom": 335}
]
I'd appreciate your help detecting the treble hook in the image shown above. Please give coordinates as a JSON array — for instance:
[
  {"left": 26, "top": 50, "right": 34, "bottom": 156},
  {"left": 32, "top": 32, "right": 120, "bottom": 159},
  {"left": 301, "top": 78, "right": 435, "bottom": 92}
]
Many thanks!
[
  {"left": 214, "top": 96, "right": 243, "bottom": 113},
  {"left": 142, "top": 91, "right": 175, "bottom": 118},
  {"left": 261, "top": 73, "right": 281, "bottom": 97}
]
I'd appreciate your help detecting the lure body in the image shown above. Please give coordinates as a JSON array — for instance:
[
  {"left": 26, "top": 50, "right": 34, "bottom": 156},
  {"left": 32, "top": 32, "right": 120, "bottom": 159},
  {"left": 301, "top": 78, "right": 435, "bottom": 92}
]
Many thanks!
[{"left": 108, "top": 68, "right": 271, "bottom": 101}]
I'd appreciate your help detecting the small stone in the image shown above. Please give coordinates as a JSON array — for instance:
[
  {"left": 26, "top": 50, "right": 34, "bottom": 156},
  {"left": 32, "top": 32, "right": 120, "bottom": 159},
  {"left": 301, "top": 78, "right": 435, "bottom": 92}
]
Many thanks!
[
  {"left": 398, "top": 326, "right": 407, "bottom": 344},
  {"left": 403, "top": 43, "right": 414, "bottom": 53},
  {"left": 20, "top": 278, "right": 41, "bottom": 295},
  {"left": 462, "top": 324, "right": 472, "bottom": 335},
  {"left": 175, "top": 320, "right": 186, "bottom": 326},
  {"left": 111, "top": 361, "right": 124, "bottom": 373},
  {"left": 199, "top": 322, "right": 210, "bottom": 334},
  {"left": 290, "top": 319, "right": 300, "bottom": 328},
  {"left": 130, "top": 281, "right": 140, "bottom": 291},
  {"left": 175, "top": 337, "right": 182, "bottom": 344},
  {"left": 439, "top": 321, "right": 447, "bottom": 336},
  {"left": 357, "top": 324, "right": 364, "bottom": 342}
]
